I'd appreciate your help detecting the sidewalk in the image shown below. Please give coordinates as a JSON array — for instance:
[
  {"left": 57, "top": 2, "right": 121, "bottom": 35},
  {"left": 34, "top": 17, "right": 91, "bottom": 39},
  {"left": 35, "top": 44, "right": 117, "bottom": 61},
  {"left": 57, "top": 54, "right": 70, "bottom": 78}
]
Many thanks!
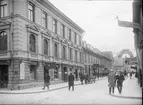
[{"left": 0, "top": 77, "right": 107, "bottom": 94}]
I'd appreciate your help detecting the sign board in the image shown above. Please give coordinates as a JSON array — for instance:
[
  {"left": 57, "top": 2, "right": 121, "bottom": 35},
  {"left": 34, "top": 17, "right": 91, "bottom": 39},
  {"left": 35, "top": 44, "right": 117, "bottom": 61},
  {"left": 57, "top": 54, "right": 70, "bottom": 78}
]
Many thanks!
[{"left": 20, "top": 63, "right": 25, "bottom": 79}]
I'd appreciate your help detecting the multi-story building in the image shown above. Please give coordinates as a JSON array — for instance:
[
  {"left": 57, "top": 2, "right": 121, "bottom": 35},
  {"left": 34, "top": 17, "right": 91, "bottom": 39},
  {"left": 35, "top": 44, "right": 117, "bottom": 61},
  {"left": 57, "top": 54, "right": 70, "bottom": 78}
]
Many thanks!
[
  {"left": 0, "top": 0, "right": 84, "bottom": 89},
  {"left": 132, "top": 0, "right": 142, "bottom": 87},
  {"left": 82, "top": 42, "right": 113, "bottom": 78}
]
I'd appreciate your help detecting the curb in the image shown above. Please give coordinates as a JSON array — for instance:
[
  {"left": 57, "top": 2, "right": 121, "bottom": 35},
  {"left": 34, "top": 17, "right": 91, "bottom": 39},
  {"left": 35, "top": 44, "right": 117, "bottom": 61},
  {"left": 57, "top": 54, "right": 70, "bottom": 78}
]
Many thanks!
[{"left": 0, "top": 77, "right": 107, "bottom": 94}]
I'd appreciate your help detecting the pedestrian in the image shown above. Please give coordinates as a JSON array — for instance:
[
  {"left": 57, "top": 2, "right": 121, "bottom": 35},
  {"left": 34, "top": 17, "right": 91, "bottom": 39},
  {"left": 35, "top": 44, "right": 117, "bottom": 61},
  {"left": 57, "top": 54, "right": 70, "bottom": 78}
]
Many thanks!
[
  {"left": 79, "top": 71, "right": 84, "bottom": 85},
  {"left": 108, "top": 69, "right": 116, "bottom": 94},
  {"left": 68, "top": 73, "right": 74, "bottom": 91},
  {"left": 116, "top": 71, "right": 125, "bottom": 94},
  {"left": 43, "top": 73, "right": 50, "bottom": 90},
  {"left": 130, "top": 72, "right": 132, "bottom": 79}
]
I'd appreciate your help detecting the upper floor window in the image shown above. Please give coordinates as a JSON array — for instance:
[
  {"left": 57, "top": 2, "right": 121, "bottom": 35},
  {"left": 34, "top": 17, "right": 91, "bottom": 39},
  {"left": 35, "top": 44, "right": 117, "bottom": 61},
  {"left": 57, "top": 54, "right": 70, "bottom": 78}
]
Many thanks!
[
  {"left": 42, "top": 11, "right": 47, "bottom": 28},
  {"left": 80, "top": 52, "right": 82, "bottom": 62},
  {"left": 79, "top": 35, "right": 81, "bottom": 46},
  {"left": 0, "top": 31, "right": 7, "bottom": 51},
  {"left": 75, "top": 50, "right": 77, "bottom": 62},
  {"left": 62, "top": 46, "right": 66, "bottom": 59},
  {"left": 68, "top": 29, "right": 71, "bottom": 41},
  {"left": 30, "top": 34, "right": 36, "bottom": 53},
  {"left": 28, "top": 2, "right": 35, "bottom": 22},
  {"left": 54, "top": 43, "right": 58, "bottom": 58},
  {"left": 0, "top": 0, "right": 7, "bottom": 17},
  {"left": 52, "top": 18, "right": 57, "bottom": 34},
  {"left": 74, "top": 32, "right": 77, "bottom": 44},
  {"left": 61, "top": 24, "right": 65, "bottom": 38},
  {"left": 44, "top": 39, "right": 48, "bottom": 55},
  {"left": 69, "top": 48, "right": 72, "bottom": 61}
]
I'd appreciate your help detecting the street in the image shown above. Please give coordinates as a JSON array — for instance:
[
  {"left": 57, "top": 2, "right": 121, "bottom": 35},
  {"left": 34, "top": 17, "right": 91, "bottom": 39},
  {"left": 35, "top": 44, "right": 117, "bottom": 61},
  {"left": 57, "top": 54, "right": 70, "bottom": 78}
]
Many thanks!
[{"left": 0, "top": 75, "right": 142, "bottom": 104}]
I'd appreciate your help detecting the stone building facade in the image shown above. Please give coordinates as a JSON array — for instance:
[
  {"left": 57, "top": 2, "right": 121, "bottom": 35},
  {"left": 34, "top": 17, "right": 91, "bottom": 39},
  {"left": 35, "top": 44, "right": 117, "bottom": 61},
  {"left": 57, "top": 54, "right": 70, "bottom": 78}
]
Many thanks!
[
  {"left": 0, "top": 0, "right": 84, "bottom": 89},
  {"left": 82, "top": 42, "right": 113, "bottom": 78},
  {"left": 132, "top": 0, "right": 142, "bottom": 87}
]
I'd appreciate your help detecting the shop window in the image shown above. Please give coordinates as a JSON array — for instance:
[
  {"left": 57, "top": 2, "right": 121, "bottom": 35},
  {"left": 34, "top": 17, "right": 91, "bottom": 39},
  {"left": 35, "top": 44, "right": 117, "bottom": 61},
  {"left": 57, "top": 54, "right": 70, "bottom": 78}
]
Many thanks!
[
  {"left": 0, "top": 31, "right": 7, "bottom": 51},
  {"left": 30, "top": 65, "right": 37, "bottom": 80},
  {"left": 30, "top": 34, "right": 36, "bottom": 53},
  {"left": 54, "top": 67, "right": 58, "bottom": 79}
]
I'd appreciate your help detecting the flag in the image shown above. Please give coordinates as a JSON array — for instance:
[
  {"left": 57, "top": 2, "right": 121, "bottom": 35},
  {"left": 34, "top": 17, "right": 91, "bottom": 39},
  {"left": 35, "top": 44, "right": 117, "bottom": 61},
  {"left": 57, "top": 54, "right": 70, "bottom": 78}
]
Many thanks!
[{"left": 117, "top": 19, "right": 142, "bottom": 31}]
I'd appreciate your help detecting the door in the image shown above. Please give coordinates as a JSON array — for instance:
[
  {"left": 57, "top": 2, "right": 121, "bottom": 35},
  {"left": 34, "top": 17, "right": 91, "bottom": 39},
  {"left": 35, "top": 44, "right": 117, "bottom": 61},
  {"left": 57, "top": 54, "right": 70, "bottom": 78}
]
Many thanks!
[{"left": 0, "top": 65, "right": 8, "bottom": 88}]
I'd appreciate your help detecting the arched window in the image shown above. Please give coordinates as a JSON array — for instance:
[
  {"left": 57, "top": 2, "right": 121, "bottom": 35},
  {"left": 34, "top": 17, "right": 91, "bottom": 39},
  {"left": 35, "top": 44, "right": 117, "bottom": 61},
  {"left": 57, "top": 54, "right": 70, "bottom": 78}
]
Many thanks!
[
  {"left": 44, "top": 39, "right": 48, "bottom": 55},
  {"left": 0, "top": 31, "right": 7, "bottom": 51},
  {"left": 30, "top": 34, "right": 36, "bottom": 53},
  {"left": 54, "top": 43, "right": 58, "bottom": 58}
]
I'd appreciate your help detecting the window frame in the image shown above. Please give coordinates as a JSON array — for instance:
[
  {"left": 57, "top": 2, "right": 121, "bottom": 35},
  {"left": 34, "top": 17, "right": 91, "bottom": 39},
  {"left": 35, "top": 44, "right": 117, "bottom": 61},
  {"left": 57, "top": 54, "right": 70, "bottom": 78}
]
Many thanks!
[
  {"left": 0, "top": 31, "right": 7, "bottom": 51},
  {"left": 54, "top": 43, "right": 58, "bottom": 58},
  {"left": 74, "top": 32, "right": 77, "bottom": 44},
  {"left": 30, "top": 34, "right": 36, "bottom": 53},
  {"left": 42, "top": 11, "right": 47, "bottom": 28},
  {"left": 61, "top": 24, "right": 65, "bottom": 38},
  {"left": 68, "top": 28, "right": 71, "bottom": 41},
  {"left": 28, "top": 2, "right": 35, "bottom": 22},
  {"left": 0, "top": 0, "right": 7, "bottom": 18},
  {"left": 52, "top": 18, "right": 57, "bottom": 34},
  {"left": 44, "top": 39, "right": 49, "bottom": 55}
]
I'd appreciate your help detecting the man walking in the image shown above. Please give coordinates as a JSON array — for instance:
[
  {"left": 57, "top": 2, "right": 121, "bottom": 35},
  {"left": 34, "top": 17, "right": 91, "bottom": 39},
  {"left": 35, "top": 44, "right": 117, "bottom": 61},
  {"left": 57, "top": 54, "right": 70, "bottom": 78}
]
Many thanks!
[
  {"left": 116, "top": 71, "right": 125, "bottom": 94},
  {"left": 43, "top": 73, "right": 50, "bottom": 90},
  {"left": 68, "top": 73, "right": 74, "bottom": 91},
  {"left": 108, "top": 69, "right": 116, "bottom": 94},
  {"left": 79, "top": 71, "right": 84, "bottom": 85}
]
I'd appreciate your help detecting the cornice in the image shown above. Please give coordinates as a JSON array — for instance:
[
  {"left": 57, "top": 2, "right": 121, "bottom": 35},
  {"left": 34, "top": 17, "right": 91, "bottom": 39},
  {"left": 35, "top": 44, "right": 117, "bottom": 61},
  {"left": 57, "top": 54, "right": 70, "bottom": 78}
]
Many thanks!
[{"left": 36, "top": 0, "right": 85, "bottom": 34}]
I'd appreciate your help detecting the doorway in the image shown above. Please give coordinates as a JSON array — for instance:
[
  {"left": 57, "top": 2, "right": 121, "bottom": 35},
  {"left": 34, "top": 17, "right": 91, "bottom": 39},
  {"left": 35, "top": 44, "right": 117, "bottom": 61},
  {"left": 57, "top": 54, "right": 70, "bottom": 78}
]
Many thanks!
[
  {"left": 0, "top": 65, "right": 8, "bottom": 88},
  {"left": 62, "top": 67, "right": 67, "bottom": 82}
]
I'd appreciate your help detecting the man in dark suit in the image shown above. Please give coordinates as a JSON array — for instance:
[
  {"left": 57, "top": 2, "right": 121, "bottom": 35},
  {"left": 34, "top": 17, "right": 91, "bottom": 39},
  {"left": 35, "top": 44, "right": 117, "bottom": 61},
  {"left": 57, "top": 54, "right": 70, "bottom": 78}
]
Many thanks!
[
  {"left": 68, "top": 73, "right": 74, "bottom": 91},
  {"left": 43, "top": 73, "right": 50, "bottom": 90}
]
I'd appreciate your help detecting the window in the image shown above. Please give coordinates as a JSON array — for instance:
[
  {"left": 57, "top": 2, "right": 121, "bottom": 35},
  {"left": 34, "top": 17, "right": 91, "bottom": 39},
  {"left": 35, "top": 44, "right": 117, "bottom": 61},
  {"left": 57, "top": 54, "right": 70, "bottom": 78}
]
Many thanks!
[
  {"left": 30, "top": 65, "right": 37, "bottom": 80},
  {"left": 52, "top": 18, "right": 57, "bottom": 34},
  {"left": 62, "top": 46, "right": 66, "bottom": 59},
  {"left": 74, "top": 32, "right": 77, "bottom": 44},
  {"left": 69, "top": 48, "right": 72, "bottom": 61},
  {"left": 79, "top": 35, "right": 81, "bottom": 46},
  {"left": 0, "top": 31, "right": 7, "bottom": 51},
  {"left": 28, "top": 2, "right": 35, "bottom": 22},
  {"left": 44, "top": 39, "right": 48, "bottom": 55},
  {"left": 75, "top": 50, "right": 77, "bottom": 62},
  {"left": 68, "top": 29, "right": 71, "bottom": 41},
  {"left": 61, "top": 24, "right": 65, "bottom": 38},
  {"left": 54, "top": 67, "right": 58, "bottom": 79},
  {"left": 54, "top": 43, "right": 58, "bottom": 58},
  {"left": 0, "top": 0, "right": 7, "bottom": 17},
  {"left": 42, "top": 11, "right": 47, "bottom": 28},
  {"left": 30, "top": 34, "right": 36, "bottom": 53},
  {"left": 80, "top": 52, "right": 82, "bottom": 62}
]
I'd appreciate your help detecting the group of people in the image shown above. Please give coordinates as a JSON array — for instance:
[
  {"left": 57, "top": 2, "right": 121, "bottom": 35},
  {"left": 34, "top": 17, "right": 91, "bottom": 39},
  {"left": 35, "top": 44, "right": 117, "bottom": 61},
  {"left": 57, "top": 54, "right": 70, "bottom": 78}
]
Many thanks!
[{"left": 108, "top": 70, "right": 125, "bottom": 95}]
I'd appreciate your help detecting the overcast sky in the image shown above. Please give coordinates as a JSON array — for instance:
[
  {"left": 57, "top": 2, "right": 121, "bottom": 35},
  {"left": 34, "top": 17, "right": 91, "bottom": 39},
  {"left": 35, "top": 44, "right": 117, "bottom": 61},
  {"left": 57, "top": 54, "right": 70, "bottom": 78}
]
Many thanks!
[{"left": 48, "top": 0, "right": 136, "bottom": 57}]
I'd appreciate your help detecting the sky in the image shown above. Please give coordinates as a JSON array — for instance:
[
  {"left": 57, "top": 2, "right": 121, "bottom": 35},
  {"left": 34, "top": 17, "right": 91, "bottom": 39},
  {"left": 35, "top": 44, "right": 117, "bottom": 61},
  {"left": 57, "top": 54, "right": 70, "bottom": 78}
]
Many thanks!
[{"left": 48, "top": 0, "right": 136, "bottom": 57}]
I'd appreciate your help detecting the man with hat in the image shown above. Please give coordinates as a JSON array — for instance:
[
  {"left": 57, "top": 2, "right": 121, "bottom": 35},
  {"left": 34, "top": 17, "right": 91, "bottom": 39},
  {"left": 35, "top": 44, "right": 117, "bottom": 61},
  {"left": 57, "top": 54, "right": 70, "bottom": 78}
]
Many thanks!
[
  {"left": 116, "top": 70, "right": 125, "bottom": 94},
  {"left": 108, "top": 69, "right": 116, "bottom": 94}
]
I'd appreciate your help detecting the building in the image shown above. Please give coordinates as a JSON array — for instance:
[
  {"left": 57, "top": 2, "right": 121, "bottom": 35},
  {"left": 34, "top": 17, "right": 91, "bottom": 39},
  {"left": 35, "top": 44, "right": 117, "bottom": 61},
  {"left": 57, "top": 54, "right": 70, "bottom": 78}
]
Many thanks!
[
  {"left": 82, "top": 42, "right": 113, "bottom": 78},
  {"left": 132, "top": 0, "right": 142, "bottom": 87},
  {"left": 0, "top": 0, "right": 84, "bottom": 89}
]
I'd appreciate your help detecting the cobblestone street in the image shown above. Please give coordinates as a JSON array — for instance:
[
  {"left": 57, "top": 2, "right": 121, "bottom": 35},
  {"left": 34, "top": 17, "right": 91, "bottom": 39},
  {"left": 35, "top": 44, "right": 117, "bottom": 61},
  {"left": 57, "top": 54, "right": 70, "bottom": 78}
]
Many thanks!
[{"left": 0, "top": 75, "right": 142, "bottom": 104}]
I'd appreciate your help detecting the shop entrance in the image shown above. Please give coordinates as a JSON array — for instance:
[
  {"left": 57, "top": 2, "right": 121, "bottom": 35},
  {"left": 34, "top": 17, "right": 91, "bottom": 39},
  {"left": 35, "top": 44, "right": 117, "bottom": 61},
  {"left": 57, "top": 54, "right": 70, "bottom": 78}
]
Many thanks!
[
  {"left": 62, "top": 67, "right": 67, "bottom": 82},
  {"left": 0, "top": 65, "right": 8, "bottom": 88}
]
